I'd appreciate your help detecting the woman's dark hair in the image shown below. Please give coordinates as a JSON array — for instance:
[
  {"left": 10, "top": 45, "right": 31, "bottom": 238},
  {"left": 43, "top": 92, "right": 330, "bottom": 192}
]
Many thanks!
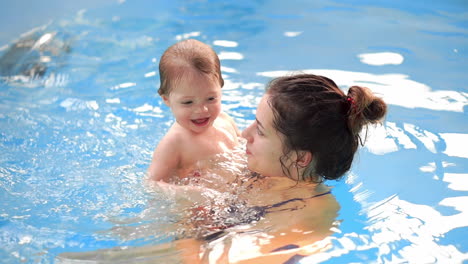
[{"left": 266, "top": 74, "right": 387, "bottom": 182}]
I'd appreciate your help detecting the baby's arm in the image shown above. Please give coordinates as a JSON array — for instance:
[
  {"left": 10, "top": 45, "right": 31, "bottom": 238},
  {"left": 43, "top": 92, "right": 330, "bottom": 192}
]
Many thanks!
[{"left": 148, "top": 134, "right": 181, "bottom": 182}]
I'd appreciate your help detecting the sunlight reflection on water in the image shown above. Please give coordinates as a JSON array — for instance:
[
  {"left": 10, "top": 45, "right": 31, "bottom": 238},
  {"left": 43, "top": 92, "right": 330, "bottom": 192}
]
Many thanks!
[{"left": 1, "top": 0, "right": 467, "bottom": 263}]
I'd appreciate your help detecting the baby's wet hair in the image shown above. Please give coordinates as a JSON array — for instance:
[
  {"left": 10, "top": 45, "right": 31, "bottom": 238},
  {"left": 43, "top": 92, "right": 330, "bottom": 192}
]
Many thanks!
[{"left": 158, "top": 39, "right": 224, "bottom": 96}]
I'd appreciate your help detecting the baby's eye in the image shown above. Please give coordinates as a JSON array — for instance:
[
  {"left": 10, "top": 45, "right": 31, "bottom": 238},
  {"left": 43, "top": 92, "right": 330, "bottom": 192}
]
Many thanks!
[
  {"left": 208, "top": 97, "right": 217, "bottom": 101},
  {"left": 181, "top": 101, "right": 193, "bottom": 105}
]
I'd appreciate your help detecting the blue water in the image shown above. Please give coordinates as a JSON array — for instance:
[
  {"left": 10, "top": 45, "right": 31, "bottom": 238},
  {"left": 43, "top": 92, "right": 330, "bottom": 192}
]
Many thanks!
[{"left": 1, "top": 0, "right": 467, "bottom": 263}]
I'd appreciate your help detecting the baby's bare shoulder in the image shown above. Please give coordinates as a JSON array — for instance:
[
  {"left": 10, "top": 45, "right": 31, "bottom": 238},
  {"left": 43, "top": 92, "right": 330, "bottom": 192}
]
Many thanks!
[
  {"left": 216, "top": 112, "right": 236, "bottom": 126},
  {"left": 157, "top": 125, "right": 189, "bottom": 150},
  {"left": 218, "top": 111, "right": 233, "bottom": 120},
  {"left": 217, "top": 111, "right": 240, "bottom": 136}
]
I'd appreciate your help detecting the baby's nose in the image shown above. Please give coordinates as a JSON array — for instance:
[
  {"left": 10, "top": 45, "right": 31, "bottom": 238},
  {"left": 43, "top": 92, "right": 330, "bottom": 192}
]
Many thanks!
[{"left": 196, "top": 104, "right": 208, "bottom": 113}]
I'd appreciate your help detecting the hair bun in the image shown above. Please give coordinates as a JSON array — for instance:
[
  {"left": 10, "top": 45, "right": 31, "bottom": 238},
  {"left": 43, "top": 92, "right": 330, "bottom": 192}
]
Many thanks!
[{"left": 347, "top": 86, "right": 387, "bottom": 134}]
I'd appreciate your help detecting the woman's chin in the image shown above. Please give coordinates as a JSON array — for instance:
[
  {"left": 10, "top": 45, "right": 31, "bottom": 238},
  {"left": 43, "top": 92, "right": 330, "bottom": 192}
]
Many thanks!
[{"left": 246, "top": 163, "right": 257, "bottom": 173}]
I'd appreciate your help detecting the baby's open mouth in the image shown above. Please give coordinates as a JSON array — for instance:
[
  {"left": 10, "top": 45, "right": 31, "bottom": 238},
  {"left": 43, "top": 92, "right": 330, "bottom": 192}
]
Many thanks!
[{"left": 192, "top": 118, "right": 209, "bottom": 126}]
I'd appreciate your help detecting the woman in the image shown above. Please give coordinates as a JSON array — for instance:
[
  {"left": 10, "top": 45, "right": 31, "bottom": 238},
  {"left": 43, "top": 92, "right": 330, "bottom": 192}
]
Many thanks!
[
  {"left": 58, "top": 74, "right": 386, "bottom": 264},
  {"left": 243, "top": 73, "right": 386, "bottom": 182},
  {"left": 212, "top": 73, "right": 387, "bottom": 263}
]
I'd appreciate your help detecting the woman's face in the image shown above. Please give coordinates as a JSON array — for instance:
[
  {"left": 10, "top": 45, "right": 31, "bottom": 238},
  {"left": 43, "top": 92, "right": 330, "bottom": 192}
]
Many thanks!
[{"left": 242, "top": 94, "right": 290, "bottom": 177}]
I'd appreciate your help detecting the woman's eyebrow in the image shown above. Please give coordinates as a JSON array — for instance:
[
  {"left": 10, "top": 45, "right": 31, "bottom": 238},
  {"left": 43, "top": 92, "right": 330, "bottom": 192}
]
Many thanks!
[{"left": 256, "top": 118, "right": 264, "bottom": 129}]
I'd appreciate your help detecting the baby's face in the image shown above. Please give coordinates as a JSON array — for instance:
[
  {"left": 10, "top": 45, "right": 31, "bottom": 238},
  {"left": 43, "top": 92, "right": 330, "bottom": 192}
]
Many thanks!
[{"left": 163, "top": 73, "right": 222, "bottom": 134}]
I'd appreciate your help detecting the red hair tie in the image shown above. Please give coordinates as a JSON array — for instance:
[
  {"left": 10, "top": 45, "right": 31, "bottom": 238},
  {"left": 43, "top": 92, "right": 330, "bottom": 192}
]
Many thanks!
[{"left": 347, "top": 96, "right": 355, "bottom": 105}]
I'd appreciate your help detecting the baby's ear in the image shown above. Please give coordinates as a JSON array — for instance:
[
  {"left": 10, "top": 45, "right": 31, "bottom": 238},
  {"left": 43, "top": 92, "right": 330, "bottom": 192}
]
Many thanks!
[
  {"left": 162, "top": 95, "right": 170, "bottom": 106},
  {"left": 297, "top": 151, "right": 312, "bottom": 167}
]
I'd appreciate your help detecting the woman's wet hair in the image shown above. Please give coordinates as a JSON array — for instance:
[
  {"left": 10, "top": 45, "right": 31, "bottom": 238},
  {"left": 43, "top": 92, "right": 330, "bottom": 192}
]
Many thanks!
[
  {"left": 158, "top": 39, "right": 224, "bottom": 96},
  {"left": 266, "top": 74, "right": 387, "bottom": 182}
]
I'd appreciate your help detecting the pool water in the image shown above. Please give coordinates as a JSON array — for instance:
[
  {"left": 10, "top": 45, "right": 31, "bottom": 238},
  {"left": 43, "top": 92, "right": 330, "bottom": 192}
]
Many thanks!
[{"left": 1, "top": 0, "right": 467, "bottom": 263}]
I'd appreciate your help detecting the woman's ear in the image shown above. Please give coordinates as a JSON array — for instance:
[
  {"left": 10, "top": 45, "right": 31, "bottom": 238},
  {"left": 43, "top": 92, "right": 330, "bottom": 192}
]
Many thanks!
[{"left": 297, "top": 151, "right": 312, "bottom": 167}]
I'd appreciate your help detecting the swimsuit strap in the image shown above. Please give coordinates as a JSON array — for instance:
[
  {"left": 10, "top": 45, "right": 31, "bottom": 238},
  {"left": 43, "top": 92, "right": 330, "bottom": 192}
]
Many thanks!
[
  {"left": 199, "top": 190, "right": 332, "bottom": 241},
  {"left": 264, "top": 190, "right": 332, "bottom": 210}
]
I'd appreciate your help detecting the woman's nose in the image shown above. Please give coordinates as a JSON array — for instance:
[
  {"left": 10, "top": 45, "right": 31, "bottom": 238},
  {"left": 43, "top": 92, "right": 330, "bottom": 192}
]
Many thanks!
[{"left": 241, "top": 123, "right": 253, "bottom": 142}]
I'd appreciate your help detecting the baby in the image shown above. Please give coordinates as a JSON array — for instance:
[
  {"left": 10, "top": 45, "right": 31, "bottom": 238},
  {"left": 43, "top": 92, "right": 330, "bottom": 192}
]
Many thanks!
[{"left": 148, "top": 39, "right": 240, "bottom": 182}]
